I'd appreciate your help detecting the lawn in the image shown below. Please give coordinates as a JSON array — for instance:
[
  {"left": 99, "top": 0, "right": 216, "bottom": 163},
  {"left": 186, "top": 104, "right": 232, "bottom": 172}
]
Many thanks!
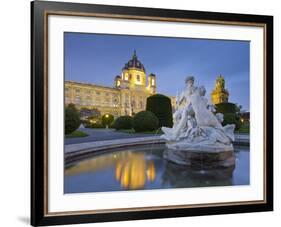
[
  {"left": 236, "top": 122, "right": 250, "bottom": 134},
  {"left": 66, "top": 130, "right": 89, "bottom": 138}
]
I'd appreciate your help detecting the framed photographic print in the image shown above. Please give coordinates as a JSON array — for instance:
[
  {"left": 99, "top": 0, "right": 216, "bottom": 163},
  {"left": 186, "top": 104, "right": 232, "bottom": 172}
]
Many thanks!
[{"left": 31, "top": 0, "right": 273, "bottom": 226}]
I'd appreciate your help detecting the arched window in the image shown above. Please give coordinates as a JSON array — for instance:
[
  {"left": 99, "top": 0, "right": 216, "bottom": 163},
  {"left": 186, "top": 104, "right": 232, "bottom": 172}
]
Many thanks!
[
  {"left": 136, "top": 75, "right": 140, "bottom": 81},
  {"left": 139, "top": 101, "right": 143, "bottom": 109},
  {"left": 131, "top": 100, "right": 136, "bottom": 108}
]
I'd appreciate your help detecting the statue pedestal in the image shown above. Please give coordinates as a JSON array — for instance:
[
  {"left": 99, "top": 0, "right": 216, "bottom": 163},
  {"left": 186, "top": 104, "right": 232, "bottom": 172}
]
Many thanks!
[{"left": 163, "top": 146, "right": 235, "bottom": 167}]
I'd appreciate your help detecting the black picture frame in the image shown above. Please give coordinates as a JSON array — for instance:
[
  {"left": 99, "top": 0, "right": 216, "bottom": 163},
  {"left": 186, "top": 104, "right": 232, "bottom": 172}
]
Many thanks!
[{"left": 31, "top": 0, "right": 273, "bottom": 226}]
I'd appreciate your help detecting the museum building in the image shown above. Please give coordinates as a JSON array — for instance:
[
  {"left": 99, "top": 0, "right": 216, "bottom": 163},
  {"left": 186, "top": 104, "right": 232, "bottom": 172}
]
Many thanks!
[{"left": 65, "top": 50, "right": 176, "bottom": 117}]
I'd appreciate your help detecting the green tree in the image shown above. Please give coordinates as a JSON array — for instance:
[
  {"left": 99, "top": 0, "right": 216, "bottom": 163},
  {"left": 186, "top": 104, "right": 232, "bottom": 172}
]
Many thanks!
[
  {"left": 215, "top": 102, "right": 242, "bottom": 130},
  {"left": 101, "top": 114, "right": 114, "bottom": 128},
  {"left": 65, "top": 104, "right": 81, "bottom": 134},
  {"left": 223, "top": 113, "right": 242, "bottom": 130},
  {"left": 146, "top": 94, "right": 173, "bottom": 127},
  {"left": 215, "top": 102, "right": 237, "bottom": 114}
]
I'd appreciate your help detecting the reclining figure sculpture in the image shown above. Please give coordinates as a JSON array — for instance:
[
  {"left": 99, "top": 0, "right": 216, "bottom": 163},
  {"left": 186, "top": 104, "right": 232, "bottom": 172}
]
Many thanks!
[{"left": 161, "top": 76, "right": 235, "bottom": 165}]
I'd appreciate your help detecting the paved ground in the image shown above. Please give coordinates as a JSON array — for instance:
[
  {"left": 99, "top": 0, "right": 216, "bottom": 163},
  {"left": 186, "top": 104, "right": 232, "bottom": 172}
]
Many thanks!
[
  {"left": 65, "top": 136, "right": 163, "bottom": 164},
  {"left": 65, "top": 127, "right": 249, "bottom": 145},
  {"left": 65, "top": 127, "right": 158, "bottom": 145}
]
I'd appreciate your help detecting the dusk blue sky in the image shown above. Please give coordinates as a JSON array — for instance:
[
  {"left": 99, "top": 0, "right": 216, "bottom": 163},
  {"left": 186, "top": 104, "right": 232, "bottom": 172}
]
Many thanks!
[{"left": 65, "top": 32, "right": 250, "bottom": 111}]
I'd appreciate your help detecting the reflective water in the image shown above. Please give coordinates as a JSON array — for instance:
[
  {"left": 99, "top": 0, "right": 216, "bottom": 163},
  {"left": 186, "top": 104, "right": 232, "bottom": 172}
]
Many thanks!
[{"left": 64, "top": 144, "right": 249, "bottom": 193}]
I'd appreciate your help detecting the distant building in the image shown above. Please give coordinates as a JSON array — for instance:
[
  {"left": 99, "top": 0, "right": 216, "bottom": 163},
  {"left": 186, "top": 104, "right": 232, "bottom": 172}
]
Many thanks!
[
  {"left": 211, "top": 74, "right": 229, "bottom": 105},
  {"left": 65, "top": 50, "right": 176, "bottom": 117}
]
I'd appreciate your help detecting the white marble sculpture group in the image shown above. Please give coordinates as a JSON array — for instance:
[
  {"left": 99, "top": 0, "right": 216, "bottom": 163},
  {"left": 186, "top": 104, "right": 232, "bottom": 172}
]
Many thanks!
[{"left": 161, "top": 76, "right": 235, "bottom": 153}]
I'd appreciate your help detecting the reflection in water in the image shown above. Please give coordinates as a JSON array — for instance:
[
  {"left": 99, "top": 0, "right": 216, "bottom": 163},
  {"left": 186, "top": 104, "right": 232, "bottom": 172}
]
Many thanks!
[
  {"left": 162, "top": 162, "right": 235, "bottom": 188},
  {"left": 65, "top": 149, "right": 157, "bottom": 190},
  {"left": 115, "top": 152, "right": 155, "bottom": 189},
  {"left": 64, "top": 144, "right": 249, "bottom": 193}
]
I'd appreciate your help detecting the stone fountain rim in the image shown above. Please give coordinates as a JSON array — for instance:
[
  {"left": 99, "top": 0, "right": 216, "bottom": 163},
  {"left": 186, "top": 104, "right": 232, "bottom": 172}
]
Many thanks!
[
  {"left": 65, "top": 136, "right": 164, "bottom": 163},
  {"left": 65, "top": 134, "right": 249, "bottom": 163},
  {"left": 165, "top": 144, "right": 234, "bottom": 153}
]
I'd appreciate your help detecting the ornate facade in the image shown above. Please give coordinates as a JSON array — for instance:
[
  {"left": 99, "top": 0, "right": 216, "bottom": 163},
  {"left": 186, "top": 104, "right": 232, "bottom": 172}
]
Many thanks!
[
  {"left": 211, "top": 74, "right": 229, "bottom": 105},
  {"left": 65, "top": 50, "right": 176, "bottom": 117}
]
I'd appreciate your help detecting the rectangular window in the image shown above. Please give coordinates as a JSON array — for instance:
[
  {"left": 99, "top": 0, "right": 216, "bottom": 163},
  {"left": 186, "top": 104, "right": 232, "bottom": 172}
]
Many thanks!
[{"left": 75, "top": 96, "right": 81, "bottom": 105}]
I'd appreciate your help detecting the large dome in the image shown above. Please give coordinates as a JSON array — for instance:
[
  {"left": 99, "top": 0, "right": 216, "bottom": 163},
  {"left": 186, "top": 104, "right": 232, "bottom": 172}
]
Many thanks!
[{"left": 123, "top": 50, "right": 145, "bottom": 72}]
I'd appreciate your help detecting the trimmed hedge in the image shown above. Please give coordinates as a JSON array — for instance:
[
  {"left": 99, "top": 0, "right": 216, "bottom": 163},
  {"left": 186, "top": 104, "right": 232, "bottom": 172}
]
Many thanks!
[
  {"left": 112, "top": 116, "right": 133, "bottom": 130},
  {"left": 132, "top": 111, "right": 159, "bottom": 132},
  {"left": 215, "top": 102, "right": 242, "bottom": 130},
  {"left": 101, "top": 114, "right": 114, "bottom": 127},
  {"left": 223, "top": 113, "right": 242, "bottom": 130},
  {"left": 146, "top": 94, "right": 173, "bottom": 128},
  {"left": 65, "top": 104, "right": 81, "bottom": 134},
  {"left": 215, "top": 102, "right": 239, "bottom": 114}
]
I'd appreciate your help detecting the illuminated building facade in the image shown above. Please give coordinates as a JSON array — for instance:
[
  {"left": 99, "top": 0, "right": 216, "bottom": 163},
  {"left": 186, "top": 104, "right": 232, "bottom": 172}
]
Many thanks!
[{"left": 65, "top": 50, "right": 176, "bottom": 117}]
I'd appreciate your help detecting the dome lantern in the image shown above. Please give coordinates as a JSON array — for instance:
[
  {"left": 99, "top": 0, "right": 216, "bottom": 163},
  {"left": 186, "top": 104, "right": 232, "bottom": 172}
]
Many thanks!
[{"left": 123, "top": 50, "right": 146, "bottom": 72}]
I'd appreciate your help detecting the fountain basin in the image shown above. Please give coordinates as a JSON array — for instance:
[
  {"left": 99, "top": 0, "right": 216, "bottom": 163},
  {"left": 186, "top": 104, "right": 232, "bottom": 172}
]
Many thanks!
[
  {"left": 163, "top": 148, "right": 235, "bottom": 167},
  {"left": 64, "top": 143, "right": 249, "bottom": 193}
]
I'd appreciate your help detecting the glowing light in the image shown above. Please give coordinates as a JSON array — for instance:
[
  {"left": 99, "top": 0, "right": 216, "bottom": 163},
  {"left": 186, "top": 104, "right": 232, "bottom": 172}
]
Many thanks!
[{"left": 115, "top": 153, "right": 156, "bottom": 189}]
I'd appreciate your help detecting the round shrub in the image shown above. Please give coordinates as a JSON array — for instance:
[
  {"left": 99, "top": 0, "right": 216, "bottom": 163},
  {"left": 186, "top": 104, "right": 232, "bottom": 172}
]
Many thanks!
[
  {"left": 65, "top": 104, "right": 81, "bottom": 134},
  {"left": 132, "top": 111, "right": 159, "bottom": 132},
  {"left": 146, "top": 94, "right": 173, "bottom": 127},
  {"left": 223, "top": 113, "right": 241, "bottom": 130},
  {"left": 113, "top": 116, "right": 133, "bottom": 130},
  {"left": 101, "top": 114, "right": 114, "bottom": 128}
]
